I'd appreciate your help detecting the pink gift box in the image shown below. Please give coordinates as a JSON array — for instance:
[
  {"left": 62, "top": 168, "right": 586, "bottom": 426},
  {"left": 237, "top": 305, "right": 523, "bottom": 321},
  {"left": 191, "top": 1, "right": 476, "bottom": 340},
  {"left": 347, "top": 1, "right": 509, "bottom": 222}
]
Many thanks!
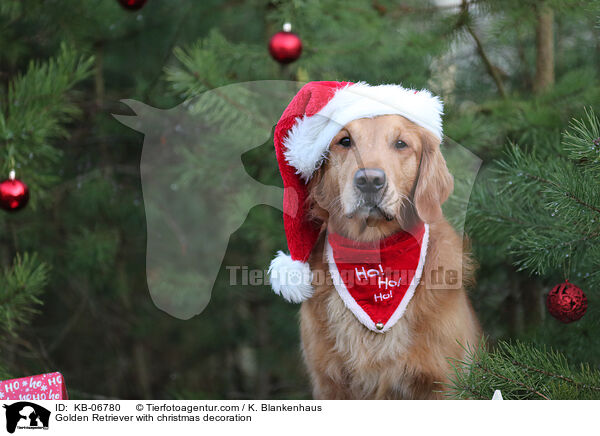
[{"left": 0, "top": 372, "right": 68, "bottom": 400}]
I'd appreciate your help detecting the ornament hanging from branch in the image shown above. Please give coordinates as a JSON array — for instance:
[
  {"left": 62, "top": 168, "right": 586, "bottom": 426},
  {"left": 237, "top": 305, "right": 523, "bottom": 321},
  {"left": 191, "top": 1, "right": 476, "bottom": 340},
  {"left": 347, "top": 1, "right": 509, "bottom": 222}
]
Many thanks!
[
  {"left": 269, "top": 22, "right": 303, "bottom": 65},
  {"left": 546, "top": 280, "right": 587, "bottom": 323},
  {"left": 117, "top": 0, "right": 147, "bottom": 11},
  {"left": 0, "top": 170, "right": 29, "bottom": 212}
]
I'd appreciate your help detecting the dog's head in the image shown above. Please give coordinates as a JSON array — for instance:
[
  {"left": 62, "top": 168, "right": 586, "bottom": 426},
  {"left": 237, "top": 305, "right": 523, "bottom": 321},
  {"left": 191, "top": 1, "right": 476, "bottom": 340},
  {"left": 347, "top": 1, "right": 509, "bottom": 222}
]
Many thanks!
[{"left": 308, "top": 114, "right": 453, "bottom": 241}]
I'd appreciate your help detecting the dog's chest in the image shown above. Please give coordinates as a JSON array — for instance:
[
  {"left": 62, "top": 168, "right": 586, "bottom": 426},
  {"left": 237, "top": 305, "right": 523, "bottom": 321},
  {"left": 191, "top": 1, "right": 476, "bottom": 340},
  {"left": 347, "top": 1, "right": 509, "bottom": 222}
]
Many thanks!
[{"left": 324, "top": 287, "right": 415, "bottom": 367}]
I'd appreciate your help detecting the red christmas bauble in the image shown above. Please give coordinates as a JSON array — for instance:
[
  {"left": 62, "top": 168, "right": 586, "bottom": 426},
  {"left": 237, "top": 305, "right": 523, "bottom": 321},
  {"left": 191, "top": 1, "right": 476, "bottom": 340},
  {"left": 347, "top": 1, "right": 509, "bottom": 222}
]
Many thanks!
[
  {"left": 546, "top": 280, "right": 587, "bottom": 323},
  {"left": 0, "top": 172, "right": 29, "bottom": 212},
  {"left": 269, "top": 25, "right": 302, "bottom": 64},
  {"left": 117, "top": 0, "right": 147, "bottom": 11}
]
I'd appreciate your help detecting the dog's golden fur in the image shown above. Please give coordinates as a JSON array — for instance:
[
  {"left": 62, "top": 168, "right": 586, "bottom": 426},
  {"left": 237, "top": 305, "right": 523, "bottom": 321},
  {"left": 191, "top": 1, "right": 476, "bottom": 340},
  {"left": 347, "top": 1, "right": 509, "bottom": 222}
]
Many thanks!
[{"left": 300, "top": 115, "right": 481, "bottom": 399}]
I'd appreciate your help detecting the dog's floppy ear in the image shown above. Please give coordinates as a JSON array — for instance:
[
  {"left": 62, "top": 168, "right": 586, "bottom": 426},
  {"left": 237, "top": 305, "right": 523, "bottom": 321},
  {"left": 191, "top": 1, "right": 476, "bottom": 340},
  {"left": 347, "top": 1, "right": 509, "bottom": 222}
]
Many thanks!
[{"left": 414, "top": 132, "right": 453, "bottom": 223}]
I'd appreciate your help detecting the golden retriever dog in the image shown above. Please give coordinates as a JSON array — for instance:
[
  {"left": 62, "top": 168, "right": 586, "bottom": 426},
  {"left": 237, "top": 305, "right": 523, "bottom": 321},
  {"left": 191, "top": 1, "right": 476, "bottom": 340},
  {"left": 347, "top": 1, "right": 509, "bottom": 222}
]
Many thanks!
[{"left": 299, "top": 114, "right": 481, "bottom": 399}]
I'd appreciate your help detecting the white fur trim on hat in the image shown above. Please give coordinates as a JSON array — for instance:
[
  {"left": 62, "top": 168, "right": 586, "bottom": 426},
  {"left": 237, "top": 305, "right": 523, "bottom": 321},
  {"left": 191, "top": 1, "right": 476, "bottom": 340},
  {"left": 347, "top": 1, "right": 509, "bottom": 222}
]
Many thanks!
[
  {"left": 283, "top": 82, "right": 444, "bottom": 180},
  {"left": 268, "top": 251, "right": 314, "bottom": 303}
]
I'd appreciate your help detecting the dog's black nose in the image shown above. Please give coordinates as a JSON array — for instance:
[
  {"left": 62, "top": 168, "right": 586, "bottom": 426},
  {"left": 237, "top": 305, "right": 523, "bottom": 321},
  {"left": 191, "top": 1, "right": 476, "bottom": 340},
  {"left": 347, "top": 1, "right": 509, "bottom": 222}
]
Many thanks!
[{"left": 354, "top": 168, "right": 386, "bottom": 193}]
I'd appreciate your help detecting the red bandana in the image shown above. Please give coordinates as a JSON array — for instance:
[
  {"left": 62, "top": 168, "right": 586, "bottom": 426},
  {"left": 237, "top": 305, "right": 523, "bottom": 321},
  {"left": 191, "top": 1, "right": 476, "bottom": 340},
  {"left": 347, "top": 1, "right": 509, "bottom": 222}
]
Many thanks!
[{"left": 326, "top": 223, "right": 429, "bottom": 333}]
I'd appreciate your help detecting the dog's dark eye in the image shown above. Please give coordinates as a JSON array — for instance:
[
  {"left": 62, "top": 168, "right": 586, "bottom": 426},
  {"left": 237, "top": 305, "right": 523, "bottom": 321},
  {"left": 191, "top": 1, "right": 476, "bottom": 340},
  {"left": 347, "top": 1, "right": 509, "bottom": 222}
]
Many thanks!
[
  {"left": 338, "top": 137, "right": 352, "bottom": 148},
  {"left": 395, "top": 140, "right": 408, "bottom": 150}
]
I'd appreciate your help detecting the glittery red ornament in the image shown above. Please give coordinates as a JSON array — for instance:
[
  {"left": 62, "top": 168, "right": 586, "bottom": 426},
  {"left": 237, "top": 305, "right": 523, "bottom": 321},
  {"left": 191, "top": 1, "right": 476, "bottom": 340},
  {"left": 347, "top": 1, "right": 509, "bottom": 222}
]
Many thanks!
[
  {"left": 269, "top": 23, "right": 302, "bottom": 64},
  {"left": 117, "top": 0, "right": 147, "bottom": 11},
  {"left": 546, "top": 280, "right": 587, "bottom": 323},
  {"left": 0, "top": 171, "right": 29, "bottom": 212}
]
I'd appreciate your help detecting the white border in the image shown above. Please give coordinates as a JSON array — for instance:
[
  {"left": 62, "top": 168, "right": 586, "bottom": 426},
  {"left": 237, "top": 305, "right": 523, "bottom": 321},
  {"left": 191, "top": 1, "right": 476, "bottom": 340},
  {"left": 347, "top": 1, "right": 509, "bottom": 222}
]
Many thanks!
[
  {"left": 9, "top": 399, "right": 594, "bottom": 434},
  {"left": 325, "top": 224, "right": 429, "bottom": 333}
]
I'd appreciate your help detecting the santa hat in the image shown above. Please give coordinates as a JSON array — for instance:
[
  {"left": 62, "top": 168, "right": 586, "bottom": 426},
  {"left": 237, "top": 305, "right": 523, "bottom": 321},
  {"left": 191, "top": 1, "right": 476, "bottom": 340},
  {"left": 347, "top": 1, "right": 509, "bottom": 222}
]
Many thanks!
[{"left": 268, "top": 81, "right": 444, "bottom": 303}]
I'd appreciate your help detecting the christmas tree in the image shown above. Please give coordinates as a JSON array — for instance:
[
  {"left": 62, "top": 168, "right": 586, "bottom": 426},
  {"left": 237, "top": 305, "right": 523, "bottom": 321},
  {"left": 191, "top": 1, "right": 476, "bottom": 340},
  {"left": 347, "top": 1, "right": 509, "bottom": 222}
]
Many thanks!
[
  {"left": 0, "top": 36, "right": 92, "bottom": 380},
  {"left": 449, "top": 112, "right": 600, "bottom": 399},
  {"left": 1, "top": 0, "right": 599, "bottom": 399}
]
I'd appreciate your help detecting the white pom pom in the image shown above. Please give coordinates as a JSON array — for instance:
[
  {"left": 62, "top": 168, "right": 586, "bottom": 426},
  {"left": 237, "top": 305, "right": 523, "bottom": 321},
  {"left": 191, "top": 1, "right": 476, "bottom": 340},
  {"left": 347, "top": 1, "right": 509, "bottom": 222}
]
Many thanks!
[
  {"left": 283, "top": 22, "right": 292, "bottom": 32},
  {"left": 268, "top": 251, "right": 314, "bottom": 303}
]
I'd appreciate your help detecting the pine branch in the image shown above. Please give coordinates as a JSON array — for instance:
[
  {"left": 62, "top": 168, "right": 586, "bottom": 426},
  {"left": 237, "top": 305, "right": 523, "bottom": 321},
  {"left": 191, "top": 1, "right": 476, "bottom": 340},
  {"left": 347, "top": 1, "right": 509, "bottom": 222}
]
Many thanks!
[
  {"left": 447, "top": 341, "right": 600, "bottom": 400},
  {"left": 511, "top": 360, "right": 600, "bottom": 392},
  {"left": 0, "top": 253, "right": 49, "bottom": 337},
  {"left": 474, "top": 362, "right": 550, "bottom": 400},
  {"left": 461, "top": 0, "right": 507, "bottom": 98},
  {"left": 0, "top": 43, "right": 93, "bottom": 188},
  {"left": 519, "top": 171, "right": 600, "bottom": 217},
  {"left": 563, "top": 107, "right": 600, "bottom": 169},
  {"left": 469, "top": 111, "right": 600, "bottom": 280}
]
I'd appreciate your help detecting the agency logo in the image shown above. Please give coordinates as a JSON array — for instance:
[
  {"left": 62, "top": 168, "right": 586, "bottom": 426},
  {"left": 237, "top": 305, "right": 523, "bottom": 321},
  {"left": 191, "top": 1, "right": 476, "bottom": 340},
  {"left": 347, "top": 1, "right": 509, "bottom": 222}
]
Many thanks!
[{"left": 2, "top": 402, "right": 50, "bottom": 434}]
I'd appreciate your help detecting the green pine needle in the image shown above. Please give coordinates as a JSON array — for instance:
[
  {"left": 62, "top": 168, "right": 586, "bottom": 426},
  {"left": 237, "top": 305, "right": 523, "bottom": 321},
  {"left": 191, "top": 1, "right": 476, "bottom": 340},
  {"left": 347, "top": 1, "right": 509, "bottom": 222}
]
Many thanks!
[
  {"left": 0, "top": 253, "right": 50, "bottom": 337},
  {"left": 447, "top": 340, "right": 600, "bottom": 400}
]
